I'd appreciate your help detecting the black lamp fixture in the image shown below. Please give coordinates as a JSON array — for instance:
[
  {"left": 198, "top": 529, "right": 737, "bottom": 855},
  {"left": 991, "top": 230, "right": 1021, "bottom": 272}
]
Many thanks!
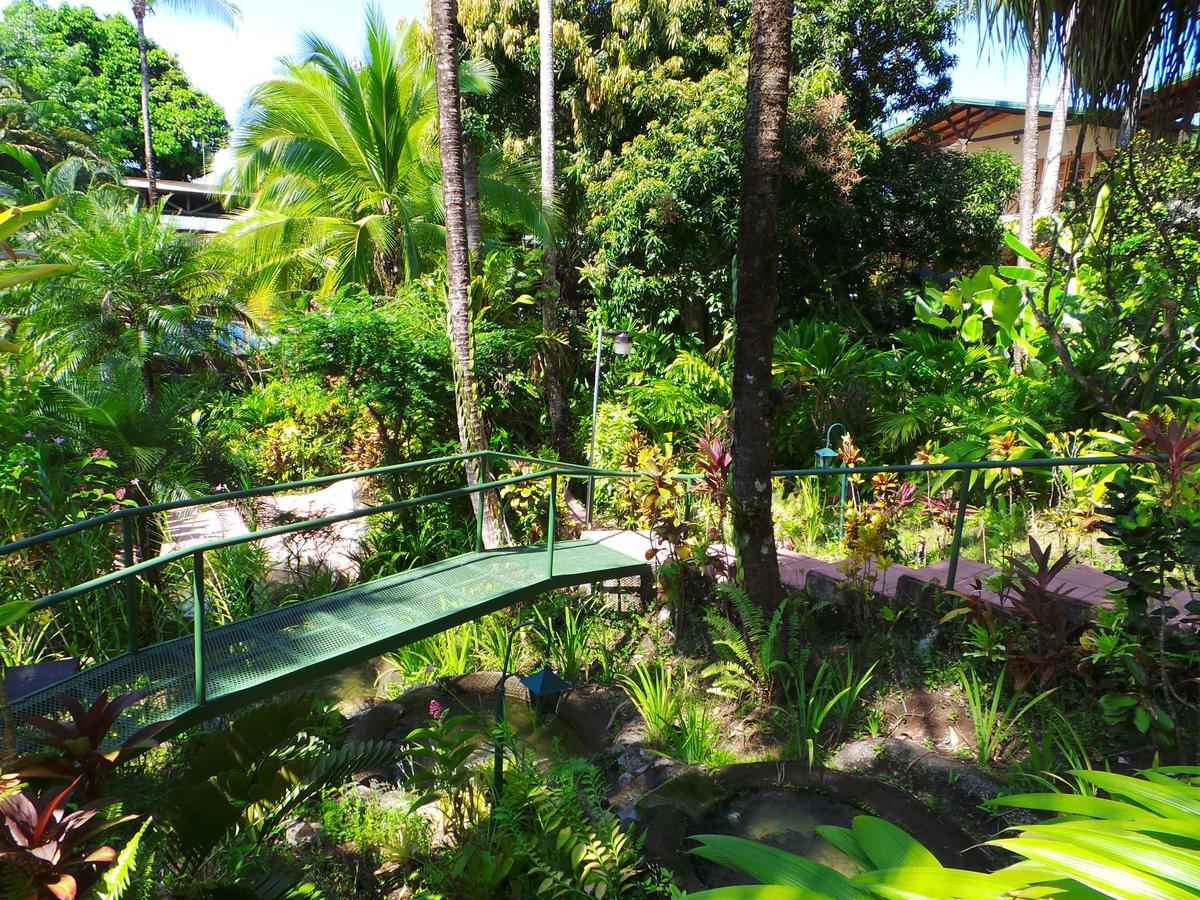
[{"left": 520, "top": 663, "right": 571, "bottom": 720}]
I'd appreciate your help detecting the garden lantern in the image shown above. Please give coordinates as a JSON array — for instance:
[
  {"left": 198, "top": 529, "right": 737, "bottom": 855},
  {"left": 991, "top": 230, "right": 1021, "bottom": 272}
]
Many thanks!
[
  {"left": 817, "top": 423, "right": 849, "bottom": 540},
  {"left": 520, "top": 663, "right": 571, "bottom": 720}
]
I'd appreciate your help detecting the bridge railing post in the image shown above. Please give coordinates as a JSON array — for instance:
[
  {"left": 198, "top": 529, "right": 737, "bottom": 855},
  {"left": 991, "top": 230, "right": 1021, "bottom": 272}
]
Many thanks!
[
  {"left": 475, "top": 453, "right": 488, "bottom": 554},
  {"left": 945, "top": 468, "right": 972, "bottom": 594},
  {"left": 192, "top": 550, "right": 207, "bottom": 706},
  {"left": 122, "top": 517, "right": 138, "bottom": 655},
  {"left": 546, "top": 473, "right": 557, "bottom": 578}
]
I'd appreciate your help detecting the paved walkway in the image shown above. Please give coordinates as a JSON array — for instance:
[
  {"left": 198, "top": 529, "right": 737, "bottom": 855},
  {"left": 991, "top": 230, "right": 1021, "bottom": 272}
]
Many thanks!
[{"left": 587, "top": 529, "right": 1198, "bottom": 622}]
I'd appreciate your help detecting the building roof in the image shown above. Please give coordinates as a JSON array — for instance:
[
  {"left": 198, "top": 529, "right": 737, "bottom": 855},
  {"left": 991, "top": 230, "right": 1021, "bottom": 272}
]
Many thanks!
[
  {"left": 889, "top": 70, "right": 1199, "bottom": 146},
  {"left": 124, "top": 176, "right": 222, "bottom": 196}
]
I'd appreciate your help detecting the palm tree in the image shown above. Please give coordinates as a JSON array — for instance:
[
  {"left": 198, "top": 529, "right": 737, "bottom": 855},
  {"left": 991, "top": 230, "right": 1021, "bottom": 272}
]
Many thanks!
[
  {"left": 731, "top": 0, "right": 792, "bottom": 615},
  {"left": 1035, "top": 3, "right": 1075, "bottom": 218},
  {"left": 130, "top": 0, "right": 241, "bottom": 203},
  {"left": 224, "top": 10, "right": 532, "bottom": 308},
  {"left": 538, "top": 0, "right": 569, "bottom": 455},
  {"left": 7, "top": 193, "right": 245, "bottom": 407},
  {"left": 431, "top": 0, "right": 506, "bottom": 549},
  {"left": 972, "top": 2, "right": 1045, "bottom": 243}
]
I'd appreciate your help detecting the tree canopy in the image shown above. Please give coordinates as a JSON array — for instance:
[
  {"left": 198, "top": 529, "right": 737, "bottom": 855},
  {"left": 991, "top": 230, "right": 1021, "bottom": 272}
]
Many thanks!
[{"left": 0, "top": 0, "right": 227, "bottom": 178}]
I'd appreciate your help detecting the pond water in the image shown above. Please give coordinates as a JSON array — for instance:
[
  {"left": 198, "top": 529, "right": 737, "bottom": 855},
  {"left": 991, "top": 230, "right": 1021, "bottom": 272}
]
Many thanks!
[
  {"left": 445, "top": 689, "right": 588, "bottom": 759},
  {"left": 694, "top": 788, "right": 864, "bottom": 885}
]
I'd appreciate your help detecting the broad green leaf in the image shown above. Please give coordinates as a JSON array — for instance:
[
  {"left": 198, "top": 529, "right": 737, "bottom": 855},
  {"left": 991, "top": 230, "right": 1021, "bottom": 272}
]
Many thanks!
[
  {"left": 816, "top": 825, "right": 874, "bottom": 873},
  {"left": 1076, "top": 771, "right": 1200, "bottom": 818},
  {"left": 989, "top": 285, "right": 1022, "bottom": 332},
  {"left": 686, "top": 889, "right": 811, "bottom": 900},
  {"left": 0, "top": 600, "right": 34, "bottom": 628},
  {"left": 991, "top": 836, "right": 1193, "bottom": 900},
  {"left": 1003, "top": 231, "right": 1045, "bottom": 265},
  {"left": 988, "top": 793, "right": 1159, "bottom": 822},
  {"left": 0, "top": 262, "right": 75, "bottom": 289},
  {"left": 960, "top": 314, "right": 983, "bottom": 343},
  {"left": 0, "top": 196, "right": 61, "bottom": 242},
  {"left": 998, "top": 266, "right": 1045, "bottom": 282},
  {"left": 850, "top": 816, "right": 941, "bottom": 870},
  {"left": 688, "top": 835, "right": 868, "bottom": 898},
  {"left": 857, "top": 866, "right": 1033, "bottom": 899}
]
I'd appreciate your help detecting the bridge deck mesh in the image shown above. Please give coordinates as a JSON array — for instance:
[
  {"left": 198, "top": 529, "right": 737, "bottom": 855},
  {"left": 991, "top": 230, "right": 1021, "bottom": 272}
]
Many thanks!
[{"left": 14, "top": 540, "right": 645, "bottom": 747}]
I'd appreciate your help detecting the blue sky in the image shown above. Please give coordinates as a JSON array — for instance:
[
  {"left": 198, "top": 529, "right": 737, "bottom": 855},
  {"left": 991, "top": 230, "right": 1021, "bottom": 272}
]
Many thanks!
[{"left": 3, "top": 0, "right": 1050, "bottom": 123}]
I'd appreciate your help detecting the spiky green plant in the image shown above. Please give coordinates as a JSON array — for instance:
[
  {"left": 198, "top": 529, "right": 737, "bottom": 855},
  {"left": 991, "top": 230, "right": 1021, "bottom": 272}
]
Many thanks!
[
  {"left": 702, "top": 584, "right": 799, "bottom": 704},
  {"left": 620, "top": 662, "right": 681, "bottom": 748}
]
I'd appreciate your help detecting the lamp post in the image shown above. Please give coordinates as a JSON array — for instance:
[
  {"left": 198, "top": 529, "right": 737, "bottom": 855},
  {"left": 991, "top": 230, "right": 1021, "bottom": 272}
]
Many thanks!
[
  {"left": 586, "top": 327, "right": 633, "bottom": 526},
  {"left": 816, "top": 422, "right": 848, "bottom": 540}
]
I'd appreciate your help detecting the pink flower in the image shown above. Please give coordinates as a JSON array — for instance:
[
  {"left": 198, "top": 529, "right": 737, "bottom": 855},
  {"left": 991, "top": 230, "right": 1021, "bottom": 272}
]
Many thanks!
[
  {"left": 130, "top": 478, "right": 140, "bottom": 486},
  {"left": 428, "top": 699, "right": 444, "bottom": 720},
  {"left": 53, "top": 436, "right": 65, "bottom": 445},
  {"left": 114, "top": 487, "right": 127, "bottom": 500},
  {"left": 91, "top": 448, "right": 108, "bottom": 458}
]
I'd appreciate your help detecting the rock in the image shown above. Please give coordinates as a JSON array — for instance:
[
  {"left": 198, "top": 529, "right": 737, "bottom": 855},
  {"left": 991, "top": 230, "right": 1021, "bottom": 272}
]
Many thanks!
[
  {"left": 285, "top": 819, "right": 322, "bottom": 847},
  {"left": 345, "top": 701, "right": 407, "bottom": 745},
  {"left": 415, "top": 801, "right": 451, "bottom": 848}
]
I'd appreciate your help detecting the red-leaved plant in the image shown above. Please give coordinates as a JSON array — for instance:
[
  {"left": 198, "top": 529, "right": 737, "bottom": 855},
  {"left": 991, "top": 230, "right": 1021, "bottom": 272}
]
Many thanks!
[
  {"left": 18, "top": 691, "right": 170, "bottom": 798},
  {"left": 0, "top": 777, "right": 136, "bottom": 899}
]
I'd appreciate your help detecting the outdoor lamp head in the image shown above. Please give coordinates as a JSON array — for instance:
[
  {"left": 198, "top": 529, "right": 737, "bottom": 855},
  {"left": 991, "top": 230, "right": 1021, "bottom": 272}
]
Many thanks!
[
  {"left": 815, "top": 445, "right": 839, "bottom": 469},
  {"left": 612, "top": 331, "right": 633, "bottom": 356}
]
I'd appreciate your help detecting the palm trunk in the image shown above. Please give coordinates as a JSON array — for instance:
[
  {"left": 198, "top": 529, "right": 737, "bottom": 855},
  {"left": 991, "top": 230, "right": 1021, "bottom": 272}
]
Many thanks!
[
  {"left": 463, "top": 138, "right": 483, "bottom": 273},
  {"left": 538, "top": 0, "right": 569, "bottom": 456},
  {"left": 1036, "top": 3, "right": 1076, "bottom": 219},
  {"left": 133, "top": 3, "right": 158, "bottom": 205},
  {"left": 1117, "top": 48, "right": 1153, "bottom": 148},
  {"left": 730, "top": 0, "right": 791, "bottom": 615},
  {"left": 1017, "top": 9, "right": 1042, "bottom": 245},
  {"left": 432, "top": 0, "right": 506, "bottom": 549}
]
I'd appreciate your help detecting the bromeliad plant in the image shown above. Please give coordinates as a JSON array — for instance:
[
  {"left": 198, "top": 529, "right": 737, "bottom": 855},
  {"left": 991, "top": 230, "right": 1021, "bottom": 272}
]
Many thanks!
[
  {"left": 686, "top": 768, "right": 1200, "bottom": 899},
  {"left": 17, "top": 691, "right": 171, "bottom": 798}
]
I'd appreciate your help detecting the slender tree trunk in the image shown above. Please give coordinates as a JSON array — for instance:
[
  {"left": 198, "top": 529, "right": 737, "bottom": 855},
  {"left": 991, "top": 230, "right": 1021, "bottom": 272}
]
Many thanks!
[
  {"left": 431, "top": 0, "right": 506, "bottom": 548},
  {"left": 538, "top": 0, "right": 569, "bottom": 456},
  {"left": 730, "top": 0, "right": 791, "bottom": 615},
  {"left": 1117, "top": 48, "right": 1153, "bottom": 147},
  {"left": 1036, "top": 4, "right": 1076, "bottom": 219},
  {"left": 463, "top": 138, "right": 483, "bottom": 273},
  {"left": 1017, "top": 8, "right": 1042, "bottom": 245},
  {"left": 133, "top": 3, "right": 158, "bottom": 205}
]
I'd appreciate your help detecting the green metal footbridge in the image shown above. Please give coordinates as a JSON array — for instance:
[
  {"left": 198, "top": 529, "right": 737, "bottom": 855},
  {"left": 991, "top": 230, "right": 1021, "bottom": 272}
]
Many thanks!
[
  {"left": 3, "top": 452, "right": 649, "bottom": 746},
  {"left": 3, "top": 446, "right": 1158, "bottom": 748}
]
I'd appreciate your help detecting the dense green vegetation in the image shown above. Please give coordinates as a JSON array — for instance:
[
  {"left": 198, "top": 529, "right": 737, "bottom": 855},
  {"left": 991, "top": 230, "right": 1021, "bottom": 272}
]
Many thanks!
[
  {"left": 0, "top": 1, "right": 227, "bottom": 179},
  {"left": 1, "top": 0, "right": 1199, "bottom": 896}
]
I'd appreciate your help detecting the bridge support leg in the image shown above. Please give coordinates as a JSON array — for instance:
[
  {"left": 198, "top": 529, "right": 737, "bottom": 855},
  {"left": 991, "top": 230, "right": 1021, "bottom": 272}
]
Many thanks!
[
  {"left": 122, "top": 518, "right": 139, "bottom": 655},
  {"left": 546, "top": 474, "right": 556, "bottom": 578},
  {"left": 192, "top": 550, "right": 207, "bottom": 706},
  {"left": 945, "top": 470, "right": 972, "bottom": 594}
]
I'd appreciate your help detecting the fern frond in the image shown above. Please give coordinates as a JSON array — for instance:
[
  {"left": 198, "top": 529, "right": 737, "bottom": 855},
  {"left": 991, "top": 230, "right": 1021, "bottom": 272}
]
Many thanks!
[{"left": 97, "top": 818, "right": 152, "bottom": 900}]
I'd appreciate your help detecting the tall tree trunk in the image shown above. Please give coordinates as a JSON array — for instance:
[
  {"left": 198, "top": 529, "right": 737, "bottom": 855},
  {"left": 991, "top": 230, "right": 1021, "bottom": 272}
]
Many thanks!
[
  {"left": 431, "top": 0, "right": 506, "bottom": 549},
  {"left": 1036, "top": 4, "right": 1076, "bottom": 219},
  {"left": 463, "top": 138, "right": 483, "bottom": 273},
  {"left": 538, "top": 0, "right": 569, "bottom": 456},
  {"left": 1117, "top": 48, "right": 1153, "bottom": 148},
  {"left": 133, "top": 2, "right": 158, "bottom": 205},
  {"left": 730, "top": 0, "right": 791, "bottom": 615},
  {"left": 1017, "top": 7, "right": 1042, "bottom": 245}
]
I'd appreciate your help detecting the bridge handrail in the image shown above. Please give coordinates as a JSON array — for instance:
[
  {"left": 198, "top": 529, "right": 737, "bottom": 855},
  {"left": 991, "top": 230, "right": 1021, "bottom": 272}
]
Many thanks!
[
  {"left": 27, "top": 466, "right": 579, "bottom": 612},
  {"left": 13, "top": 451, "right": 1161, "bottom": 614},
  {"left": 0, "top": 449, "right": 494, "bottom": 558}
]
